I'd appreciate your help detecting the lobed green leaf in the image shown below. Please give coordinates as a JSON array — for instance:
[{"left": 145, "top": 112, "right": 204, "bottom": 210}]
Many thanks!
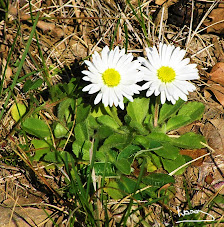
[
  {"left": 142, "top": 173, "right": 175, "bottom": 187},
  {"left": 126, "top": 97, "right": 149, "bottom": 124},
  {"left": 170, "top": 132, "right": 206, "bottom": 149},
  {"left": 162, "top": 154, "right": 186, "bottom": 175},
  {"left": 129, "top": 120, "right": 148, "bottom": 135},
  {"left": 166, "top": 115, "right": 191, "bottom": 132},
  {"left": 158, "top": 99, "right": 185, "bottom": 124},
  {"left": 23, "top": 118, "right": 51, "bottom": 138},
  {"left": 74, "top": 121, "right": 89, "bottom": 144},
  {"left": 115, "top": 158, "right": 131, "bottom": 175},
  {"left": 97, "top": 115, "right": 120, "bottom": 130},
  {"left": 178, "top": 101, "right": 205, "bottom": 121},
  {"left": 153, "top": 144, "right": 179, "bottom": 160}
]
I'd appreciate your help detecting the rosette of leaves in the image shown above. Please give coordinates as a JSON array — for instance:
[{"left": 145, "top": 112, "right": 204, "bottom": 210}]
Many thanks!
[{"left": 22, "top": 91, "right": 206, "bottom": 200}]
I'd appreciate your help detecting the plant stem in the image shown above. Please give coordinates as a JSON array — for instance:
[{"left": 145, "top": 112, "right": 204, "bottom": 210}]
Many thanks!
[{"left": 154, "top": 96, "right": 160, "bottom": 127}]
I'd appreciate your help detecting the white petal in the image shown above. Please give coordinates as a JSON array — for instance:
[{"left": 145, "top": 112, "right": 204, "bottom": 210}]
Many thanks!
[
  {"left": 118, "top": 100, "right": 124, "bottom": 109},
  {"left": 82, "top": 76, "right": 90, "bottom": 81},
  {"left": 146, "top": 89, "right": 154, "bottom": 97},
  {"left": 101, "top": 46, "right": 110, "bottom": 65},
  {"left": 94, "top": 92, "right": 103, "bottom": 105},
  {"left": 160, "top": 90, "right": 166, "bottom": 104},
  {"left": 102, "top": 88, "right": 109, "bottom": 107},
  {"left": 88, "top": 84, "right": 101, "bottom": 94},
  {"left": 142, "top": 81, "right": 153, "bottom": 90},
  {"left": 82, "top": 84, "right": 94, "bottom": 92}
]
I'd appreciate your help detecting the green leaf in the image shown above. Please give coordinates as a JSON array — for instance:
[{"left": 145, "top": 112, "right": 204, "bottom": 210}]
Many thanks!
[
  {"left": 66, "top": 79, "right": 77, "bottom": 95},
  {"left": 93, "top": 162, "right": 116, "bottom": 177},
  {"left": 149, "top": 153, "right": 162, "bottom": 169},
  {"left": 104, "top": 180, "right": 124, "bottom": 200},
  {"left": 119, "top": 176, "right": 142, "bottom": 200},
  {"left": 99, "top": 134, "right": 129, "bottom": 153},
  {"left": 23, "top": 118, "right": 51, "bottom": 138},
  {"left": 129, "top": 120, "right": 148, "bottom": 135},
  {"left": 72, "top": 140, "right": 92, "bottom": 160},
  {"left": 166, "top": 115, "right": 191, "bottom": 132},
  {"left": 58, "top": 98, "right": 74, "bottom": 121},
  {"left": 117, "top": 145, "right": 140, "bottom": 160},
  {"left": 106, "top": 149, "right": 118, "bottom": 163},
  {"left": 133, "top": 135, "right": 150, "bottom": 148},
  {"left": 133, "top": 135, "right": 161, "bottom": 149},
  {"left": 148, "top": 132, "right": 171, "bottom": 143},
  {"left": 97, "top": 115, "right": 120, "bottom": 130},
  {"left": 145, "top": 157, "right": 158, "bottom": 172},
  {"left": 74, "top": 122, "right": 89, "bottom": 144},
  {"left": 44, "top": 150, "right": 72, "bottom": 163},
  {"left": 51, "top": 84, "right": 66, "bottom": 100},
  {"left": 11, "top": 103, "right": 26, "bottom": 122},
  {"left": 142, "top": 173, "right": 175, "bottom": 187},
  {"left": 76, "top": 103, "right": 91, "bottom": 124},
  {"left": 170, "top": 132, "right": 206, "bottom": 149},
  {"left": 87, "top": 115, "right": 99, "bottom": 129},
  {"left": 162, "top": 154, "right": 186, "bottom": 175},
  {"left": 31, "top": 139, "right": 50, "bottom": 161},
  {"left": 98, "top": 125, "right": 114, "bottom": 139},
  {"left": 127, "top": 97, "right": 150, "bottom": 124},
  {"left": 115, "top": 158, "right": 131, "bottom": 175},
  {"left": 213, "top": 195, "right": 224, "bottom": 204},
  {"left": 178, "top": 101, "right": 205, "bottom": 121},
  {"left": 54, "top": 123, "right": 68, "bottom": 138},
  {"left": 153, "top": 144, "right": 179, "bottom": 160},
  {"left": 91, "top": 104, "right": 107, "bottom": 118},
  {"left": 23, "top": 78, "right": 43, "bottom": 92},
  {"left": 96, "top": 149, "right": 118, "bottom": 163},
  {"left": 158, "top": 99, "right": 185, "bottom": 124}
]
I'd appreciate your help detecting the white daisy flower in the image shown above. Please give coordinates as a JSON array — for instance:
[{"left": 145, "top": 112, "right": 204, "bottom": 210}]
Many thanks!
[
  {"left": 138, "top": 42, "right": 199, "bottom": 104},
  {"left": 82, "top": 46, "right": 143, "bottom": 109}
]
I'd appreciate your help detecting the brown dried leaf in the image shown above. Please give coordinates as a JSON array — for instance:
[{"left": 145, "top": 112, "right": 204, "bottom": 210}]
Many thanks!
[
  {"left": 207, "top": 83, "right": 224, "bottom": 107},
  {"left": 1, "top": 58, "right": 12, "bottom": 88},
  {"left": 154, "top": 0, "right": 181, "bottom": 27},
  {"left": 201, "top": 119, "right": 224, "bottom": 154},
  {"left": 180, "top": 149, "right": 207, "bottom": 166},
  {"left": 8, "top": 4, "right": 64, "bottom": 38},
  {"left": 204, "top": 8, "right": 224, "bottom": 34},
  {"left": 173, "top": 122, "right": 201, "bottom": 135},
  {"left": 210, "top": 119, "right": 224, "bottom": 151},
  {"left": 208, "top": 62, "right": 224, "bottom": 85},
  {"left": 212, "top": 37, "right": 224, "bottom": 62},
  {"left": 155, "top": 0, "right": 167, "bottom": 5}
]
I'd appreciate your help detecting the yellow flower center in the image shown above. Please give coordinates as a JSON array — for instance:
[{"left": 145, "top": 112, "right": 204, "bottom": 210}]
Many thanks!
[
  {"left": 157, "top": 66, "right": 176, "bottom": 83},
  {"left": 102, "top": 68, "right": 121, "bottom": 87}
]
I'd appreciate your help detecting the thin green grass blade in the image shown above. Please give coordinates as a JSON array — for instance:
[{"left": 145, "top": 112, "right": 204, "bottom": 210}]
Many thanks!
[
  {"left": 138, "top": 0, "right": 148, "bottom": 36},
  {"left": 110, "top": 17, "right": 121, "bottom": 50},
  {"left": 28, "top": 1, "right": 52, "bottom": 90},
  {"left": 127, "top": 0, "right": 150, "bottom": 46},
  {"left": 0, "top": 12, "right": 40, "bottom": 121},
  {"left": 100, "top": 157, "right": 109, "bottom": 202},
  {"left": 103, "top": 201, "right": 110, "bottom": 227},
  {"left": 63, "top": 152, "right": 96, "bottom": 226},
  {"left": 0, "top": 25, "right": 20, "bottom": 95},
  {"left": 86, "top": 137, "right": 99, "bottom": 198},
  {"left": 70, "top": 158, "right": 96, "bottom": 226},
  {"left": 118, "top": 159, "right": 146, "bottom": 226},
  {"left": 0, "top": 0, "right": 6, "bottom": 9},
  {"left": 2, "top": 69, "right": 44, "bottom": 95},
  {"left": 124, "top": 22, "right": 128, "bottom": 53},
  {"left": 126, "top": 0, "right": 141, "bottom": 23}
]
